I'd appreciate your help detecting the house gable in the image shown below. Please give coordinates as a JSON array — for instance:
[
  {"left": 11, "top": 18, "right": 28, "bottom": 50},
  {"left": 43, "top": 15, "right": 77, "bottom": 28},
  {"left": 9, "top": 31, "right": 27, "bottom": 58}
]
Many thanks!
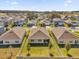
[
  {"left": 0, "top": 30, "right": 20, "bottom": 40},
  {"left": 28, "top": 30, "right": 49, "bottom": 40},
  {"left": 59, "top": 31, "right": 79, "bottom": 41},
  {"left": 52, "top": 27, "right": 66, "bottom": 39},
  {"left": 12, "top": 27, "right": 25, "bottom": 39}
]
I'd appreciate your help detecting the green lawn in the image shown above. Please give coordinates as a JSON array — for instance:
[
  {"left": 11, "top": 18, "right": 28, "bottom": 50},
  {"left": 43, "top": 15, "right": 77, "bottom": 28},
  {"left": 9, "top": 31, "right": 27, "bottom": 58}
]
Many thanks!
[
  {"left": 69, "top": 48, "right": 79, "bottom": 57},
  {"left": 0, "top": 48, "right": 19, "bottom": 59},
  {"left": 60, "top": 48, "right": 67, "bottom": 56},
  {"left": 18, "top": 27, "right": 79, "bottom": 57},
  {"left": 30, "top": 47, "right": 49, "bottom": 57},
  {"left": 60, "top": 48, "right": 79, "bottom": 57}
]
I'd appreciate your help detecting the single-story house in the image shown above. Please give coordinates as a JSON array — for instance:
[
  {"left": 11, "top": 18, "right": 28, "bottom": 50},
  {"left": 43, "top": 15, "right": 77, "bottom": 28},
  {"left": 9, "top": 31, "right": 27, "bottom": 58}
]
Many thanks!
[
  {"left": 0, "top": 27, "right": 26, "bottom": 47},
  {"left": 67, "top": 15, "right": 72, "bottom": 18},
  {"left": 53, "top": 18, "right": 64, "bottom": 27},
  {"left": 74, "top": 15, "right": 79, "bottom": 21},
  {"left": 70, "top": 21, "right": 78, "bottom": 28},
  {"left": 64, "top": 19, "right": 72, "bottom": 23},
  {"left": 64, "top": 19, "right": 72, "bottom": 27},
  {"left": 14, "top": 17, "right": 26, "bottom": 27},
  {"left": 65, "top": 20, "right": 78, "bottom": 28},
  {"left": 37, "top": 15, "right": 45, "bottom": 20},
  {"left": 70, "top": 27, "right": 79, "bottom": 32},
  {"left": 61, "top": 15, "right": 65, "bottom": 20},
  {"left": 52, "top": 27, "right": 79, "bottom": 47},
  {"left": 0, "top": 26, "right": 5, "bottom": 35},
  {"left": 27, "top": 20, "right": 36, "bottom": 28},
  {"left": 40, "top": 19, "right": 51, "bottom": 27},
  {"left": 0, "top": 17, "right": 9, "bottom": 27},
  {"left": 28, "top": 27, "right": 50, "bottom": 46}
]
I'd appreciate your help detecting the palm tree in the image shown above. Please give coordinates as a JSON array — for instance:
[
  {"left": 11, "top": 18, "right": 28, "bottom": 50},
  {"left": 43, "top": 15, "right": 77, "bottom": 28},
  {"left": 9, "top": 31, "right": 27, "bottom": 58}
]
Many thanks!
[
  {"left": 26, "top": 29, "right": 30, "bottom": 37},
  {"left": 65, "top": 42, "right": 71, "bottom": 56},
  {"left": 49, "top": 43, "right": 53, "bottom": 57},
  {"left": 36, "top": 19, "right": 42, "bottom": 27},
  {"left": 49, "top": 43, "right": 52, "bottom": 49},
  {"left": 27, "top": 43, "right": 30, "bottom": 56}
]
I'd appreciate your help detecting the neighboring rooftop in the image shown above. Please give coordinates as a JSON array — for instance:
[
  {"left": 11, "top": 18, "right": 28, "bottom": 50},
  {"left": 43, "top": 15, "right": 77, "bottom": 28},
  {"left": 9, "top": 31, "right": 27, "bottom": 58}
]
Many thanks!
[
  {"left": 0, "top": 27, "right": 26, "bottom": 40},
  {"left": 28, "top": 27, "right": 50, "bottom": 40},
  {"left": 52, "top": 27, "right": 79, "bottom": 41}
]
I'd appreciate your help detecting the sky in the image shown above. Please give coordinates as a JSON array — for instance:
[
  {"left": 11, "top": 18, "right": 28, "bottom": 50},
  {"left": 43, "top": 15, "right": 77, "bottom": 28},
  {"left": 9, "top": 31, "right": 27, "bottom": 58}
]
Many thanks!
[{"left": 0, "top": 0, "right": 79, "bottom": 11}]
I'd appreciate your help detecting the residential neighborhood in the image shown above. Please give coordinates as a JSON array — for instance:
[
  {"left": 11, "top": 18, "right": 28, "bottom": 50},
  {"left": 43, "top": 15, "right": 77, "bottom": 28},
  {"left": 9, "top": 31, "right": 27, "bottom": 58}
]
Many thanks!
[{"left": 0, "top": 10, "right": 79, "bottom": 59}]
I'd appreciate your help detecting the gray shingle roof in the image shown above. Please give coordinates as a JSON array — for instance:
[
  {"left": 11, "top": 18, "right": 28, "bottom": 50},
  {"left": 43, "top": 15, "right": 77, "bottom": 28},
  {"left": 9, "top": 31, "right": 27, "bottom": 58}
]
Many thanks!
[
  {"left": 52, "top": 27, "right": 79, "bottom": 41},
  {"left": 0, "top": 27, "right": 26, "bottom": 40},
  {"left": 28, "top": 27, "right": 50, "bottom": 40}
]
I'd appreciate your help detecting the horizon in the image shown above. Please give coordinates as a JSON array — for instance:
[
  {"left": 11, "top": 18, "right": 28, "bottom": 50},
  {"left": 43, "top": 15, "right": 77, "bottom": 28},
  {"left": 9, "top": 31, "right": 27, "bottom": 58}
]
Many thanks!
[
  {"left": 0, "top": 9, "right": 79, "bottom": 12},
  {"left": 0, "top": 0, "right": 79, "bottom": 11}
]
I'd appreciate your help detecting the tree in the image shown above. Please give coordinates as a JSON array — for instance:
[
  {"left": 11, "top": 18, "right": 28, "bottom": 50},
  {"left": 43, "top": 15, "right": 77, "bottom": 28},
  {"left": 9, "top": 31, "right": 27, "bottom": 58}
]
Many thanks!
[
  {"left": 26, "top": 29, "right": 30, "bottom": 37},
  {"left": 65, "top": 42, "right": 71, "bottom": 56},
  {"left": 49, "top": 43, "right": 53, "bottom": 49},
  {"left": 6, "top": 27, "right": 9, "bottom": 31},
  {"left": 7, "top": 20, "right": 14, "bottom": 30},
  {"left": 22, "top": 23, "right": 26, "bottom": 28},
  {"left": 40, "top": 21, "right": 43, "bottom": 27},
  {"left": 70, "top": 16, "right": 77, "bottom": 21},
  {"left": 36, "top": 19, "right": 41, "bottom": 27},
  {"left": 49, "top": 43, "right": 53, "bottom": 57},
  {"left": 27, "top": 43, "right": 30, "bottom": 56}
]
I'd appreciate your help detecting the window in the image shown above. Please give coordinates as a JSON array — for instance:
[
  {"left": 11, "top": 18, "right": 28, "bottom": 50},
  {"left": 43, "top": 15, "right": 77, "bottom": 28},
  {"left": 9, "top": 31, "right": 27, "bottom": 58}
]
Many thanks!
[
  {"left": 60, "top": 41, "right": 64, "bottom": 44},
  {"left": 15, "top": 41, "right": 19, "bottom": 43},
  {"left": 44, "top": 40, "right": 49, "bottom": 43},
  {"left": 69, "top": 41, "right": 73, "bottom": 43},
  {"left": 0, "top": 41, "right": 3, "bottom": 44},
  {"left": 31, "top": 40, "right": 34, "bottom": 42},
  {"left": 75, "top": 40, "right": 79, "bottom": 44},
  {"left": 5, "top": 41, "right": 9, "bottom": 43},
  {"left": 38, "top": 40, "right": 42, "bottom": 42}
]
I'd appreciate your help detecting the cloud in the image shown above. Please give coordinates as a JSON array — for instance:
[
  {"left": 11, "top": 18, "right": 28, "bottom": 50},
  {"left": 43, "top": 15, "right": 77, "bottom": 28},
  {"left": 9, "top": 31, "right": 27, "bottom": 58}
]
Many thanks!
[
  {"left": 64, "top": 3, "right": 68, "bottom": 6},
  {"left": 5, "top": 0, "right": 19, "bottom": 5},
  {"left": 66, "top": 0, "right": 72, "bottom": 4},
  {"left": 64, "top": 0, "right": 72, "bottom": 7},
  {"left": 11, "top": 1, "right": 19, "bottom": 5}
]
